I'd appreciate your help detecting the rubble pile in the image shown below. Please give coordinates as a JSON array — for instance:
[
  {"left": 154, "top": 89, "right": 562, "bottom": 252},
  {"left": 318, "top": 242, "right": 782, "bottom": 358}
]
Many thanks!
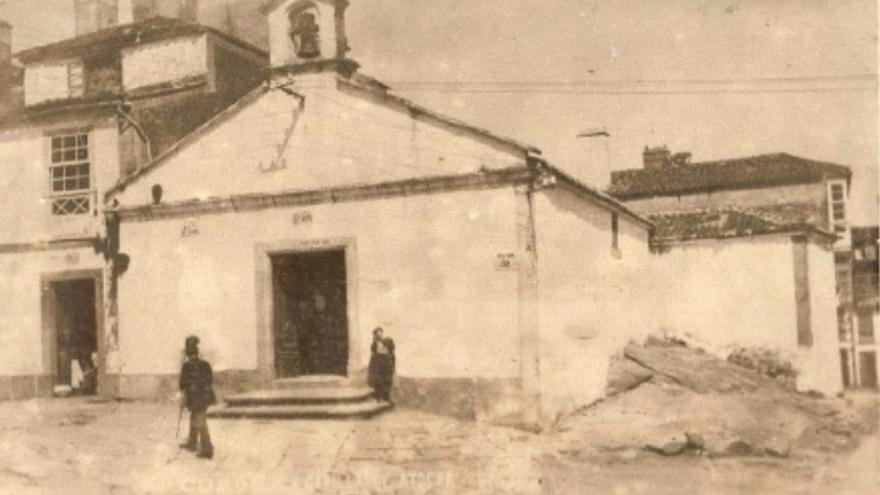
[
  {"left": 726, "top": 346, "right": 797, "bottom": 390},
  {"left": 554, "top": 338, "right": 875, "bottom": 463}
]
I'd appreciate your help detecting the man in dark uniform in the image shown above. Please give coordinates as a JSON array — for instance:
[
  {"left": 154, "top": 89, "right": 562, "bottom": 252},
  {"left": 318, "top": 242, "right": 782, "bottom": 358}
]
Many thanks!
[{"left": 179, "top": 335, "right": 216, "bottom": 459}]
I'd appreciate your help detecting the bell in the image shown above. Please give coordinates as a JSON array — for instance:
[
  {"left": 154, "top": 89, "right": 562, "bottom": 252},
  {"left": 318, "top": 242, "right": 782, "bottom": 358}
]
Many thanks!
[
  {"left": 297, "top": 33, "right": 321, "bottom": 59},
  {"left": 290, "top": 11, "right": 321, "bottom": 59}
]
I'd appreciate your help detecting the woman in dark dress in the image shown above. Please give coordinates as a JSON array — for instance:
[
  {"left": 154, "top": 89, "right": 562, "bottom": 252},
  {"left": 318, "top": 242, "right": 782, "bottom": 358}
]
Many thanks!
[{"left": 368, "top": 327, "right": 395, "bottom": 403}]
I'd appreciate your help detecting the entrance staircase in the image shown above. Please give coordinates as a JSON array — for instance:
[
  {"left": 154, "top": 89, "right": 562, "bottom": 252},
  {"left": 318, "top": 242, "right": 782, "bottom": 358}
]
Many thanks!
[{"left": 208, "top": 375, "right": 391, "bottom": 420}]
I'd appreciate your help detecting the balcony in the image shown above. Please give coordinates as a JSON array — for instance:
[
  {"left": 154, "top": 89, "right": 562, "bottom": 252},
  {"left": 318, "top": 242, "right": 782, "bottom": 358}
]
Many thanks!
[{"left": 47, "top": 190, "right": 101, "bottom": 240}]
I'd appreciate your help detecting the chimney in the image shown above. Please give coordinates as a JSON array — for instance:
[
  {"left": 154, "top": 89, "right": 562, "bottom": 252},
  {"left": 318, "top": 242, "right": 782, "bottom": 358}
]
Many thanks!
[
  {"left": 75, "top": 0, "right": 119, "bottom": 36},
  {"left": 178, "top": 0, "right": 199, "bottom": 22},
  {"left": 643, "top": 145, "right": 672, "bottom": 170},
  {"left": 132, "top": 0, "right": 198, "bottom": 23},
  {"left": 0, "top": 20, "right": 11, "bottom": 65}
]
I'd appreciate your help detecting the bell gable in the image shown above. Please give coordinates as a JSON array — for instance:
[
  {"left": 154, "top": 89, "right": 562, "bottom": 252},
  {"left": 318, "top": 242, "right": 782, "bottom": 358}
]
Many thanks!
[{"left": 266, "top": 0, "right": 350, "bottom": 69}]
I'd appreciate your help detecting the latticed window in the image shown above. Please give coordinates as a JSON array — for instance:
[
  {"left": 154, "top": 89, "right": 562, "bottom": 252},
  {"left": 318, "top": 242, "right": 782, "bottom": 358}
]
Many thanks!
[{"left": 49, "top": 132, "right": 91, "bottom": 216}]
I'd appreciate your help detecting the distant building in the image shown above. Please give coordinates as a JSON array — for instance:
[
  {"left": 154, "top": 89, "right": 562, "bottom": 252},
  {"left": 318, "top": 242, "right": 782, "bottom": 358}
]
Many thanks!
[
  {"left": 609, "top": 148, "right": 852, "bottom": 241},
  {"left": 609, "top": 147, "right": 851, "bottom": 394},
  {"left": 842, "top": 226, "right": 879, "bottom": 388}
]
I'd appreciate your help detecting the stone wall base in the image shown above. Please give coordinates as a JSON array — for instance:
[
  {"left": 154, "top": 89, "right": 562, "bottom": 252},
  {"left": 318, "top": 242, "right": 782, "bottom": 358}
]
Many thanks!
[
  {"left": 0, "top": 375, "right": 54, "bottom": 400},
  {"left": 394, "top": 376, "right": 524, "bottom": 425},
  {"left": 111, "top": 369, "right": 266, "bottom": 402}
]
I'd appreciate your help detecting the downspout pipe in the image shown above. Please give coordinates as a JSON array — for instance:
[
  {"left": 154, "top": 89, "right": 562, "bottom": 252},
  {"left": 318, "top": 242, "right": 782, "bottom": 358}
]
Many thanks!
[{"left": 116, "top": 104, "right": 153, "bottom": 162}]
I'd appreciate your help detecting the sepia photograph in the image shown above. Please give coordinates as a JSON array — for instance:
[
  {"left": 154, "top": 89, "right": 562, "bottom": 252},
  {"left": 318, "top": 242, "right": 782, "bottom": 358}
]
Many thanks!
[{"left": 0, "top": 0, "right": 877, "bottom": 493}]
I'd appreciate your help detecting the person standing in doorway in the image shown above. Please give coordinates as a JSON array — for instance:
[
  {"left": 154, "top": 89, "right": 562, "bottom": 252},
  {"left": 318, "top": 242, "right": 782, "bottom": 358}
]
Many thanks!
[
  {"left": 179, "top": 335, "right": 216, "bottom": 459},
  {"left": 368, "top": 327, "right": 395, "bottom": 403}
]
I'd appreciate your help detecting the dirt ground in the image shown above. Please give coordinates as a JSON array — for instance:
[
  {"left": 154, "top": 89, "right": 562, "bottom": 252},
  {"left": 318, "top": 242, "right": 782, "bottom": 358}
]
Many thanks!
[
  {"left": 0, "top": 394, "right": 875, "bottom": 494},
  {"left": 0, "top": 343, "right": 877, "bottom": 494}
]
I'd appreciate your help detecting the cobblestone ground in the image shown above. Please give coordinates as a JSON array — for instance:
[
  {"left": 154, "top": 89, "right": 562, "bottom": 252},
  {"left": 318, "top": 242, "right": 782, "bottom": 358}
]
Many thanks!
[{"left": 0, "top": 398, "right": 876, "bottom": 495}]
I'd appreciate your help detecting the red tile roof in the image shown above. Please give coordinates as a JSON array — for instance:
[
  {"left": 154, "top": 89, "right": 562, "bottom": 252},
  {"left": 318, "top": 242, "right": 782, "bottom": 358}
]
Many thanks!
[
  {"left": 609, "top": 153, "right": 851, "bottom": 200},
  {"left": 651, "top": 209, "right": 835, "bottom": 244}
]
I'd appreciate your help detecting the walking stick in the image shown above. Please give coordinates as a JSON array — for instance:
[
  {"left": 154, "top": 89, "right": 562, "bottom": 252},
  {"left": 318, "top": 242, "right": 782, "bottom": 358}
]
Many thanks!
[
  {"left": 166, "top": 400, "right": 186, "bottom": 465},
  {"left": 175, "top": 401, "right": 184, "bottom": 440}
]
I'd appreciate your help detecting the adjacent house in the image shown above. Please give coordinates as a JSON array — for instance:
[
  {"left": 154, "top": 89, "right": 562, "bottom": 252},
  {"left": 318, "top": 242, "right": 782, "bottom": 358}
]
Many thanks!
[
  {"left": 609, "top": 147, "right": 851, "bottom": 394},
  {"left": 0, "top": 3, "right": 267, "bottom": 400}
]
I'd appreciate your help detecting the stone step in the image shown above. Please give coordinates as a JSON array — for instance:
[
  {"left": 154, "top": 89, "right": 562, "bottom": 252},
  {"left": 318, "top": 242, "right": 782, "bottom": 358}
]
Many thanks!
[
  {"left": 224, "top": 387, "right": 374, "bottom": 407},
  {"left": 270, "top": 374, "right": 362, "bottom": 389},
  {"left": 208, "top": 401, "right": 392, "bottom": 420}
]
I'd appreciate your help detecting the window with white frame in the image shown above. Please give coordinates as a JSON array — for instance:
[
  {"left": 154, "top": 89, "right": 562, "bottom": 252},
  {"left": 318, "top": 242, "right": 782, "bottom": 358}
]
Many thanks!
[
  {"left": 49, "top": 132, "right": 91, "bottom": 215},
  {"left": 67, "top": 62, "right": 84, "bottom": 98},
  {"left": 828, "top": 181, "right": 847, "bottom": 235}
]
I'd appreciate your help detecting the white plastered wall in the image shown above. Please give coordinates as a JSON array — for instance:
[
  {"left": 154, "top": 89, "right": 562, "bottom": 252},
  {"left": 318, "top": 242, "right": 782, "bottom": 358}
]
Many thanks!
[
  {"left": 796, "top": 240, "right": 843, "bottom": 394},
  {"left": 121, "top": 35, "right": 208, "bottom": 91},
  {"left": 532, "top": 187, "right": 654, "bottom": 422},
  {"left": 653, "top": 235, "right": 842, "bottom": 396},
  {"left": 114, "top": 80, "right": 525, "bottom": 206},
  {"left": 654, "top": 237, "right": 799, "bottom": 351},
  {"left": 116, "top": 187, "right": 521, "bottom": 383},
  {"left": 24, "top": 62, "right": 71, "bottom": 106},
  {"left": 0, "top": 121, "right": 118, "bottom": 243}
]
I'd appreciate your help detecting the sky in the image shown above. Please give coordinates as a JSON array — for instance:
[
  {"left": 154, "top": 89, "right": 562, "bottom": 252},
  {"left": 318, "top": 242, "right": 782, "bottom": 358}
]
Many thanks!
[{"left": 1, "top": 0, "right": 877, "bottom": 224}]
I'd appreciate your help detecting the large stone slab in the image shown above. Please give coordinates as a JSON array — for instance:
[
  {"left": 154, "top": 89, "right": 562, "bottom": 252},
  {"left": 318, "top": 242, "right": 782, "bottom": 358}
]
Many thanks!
[{"left": 623, "top": 342, "right": 767, "bottom": 394}]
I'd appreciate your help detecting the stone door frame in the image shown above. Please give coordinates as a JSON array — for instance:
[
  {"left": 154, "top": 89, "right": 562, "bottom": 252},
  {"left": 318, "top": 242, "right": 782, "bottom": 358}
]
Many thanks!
[{"left": 254, "top": 238, "right": 359, "bottom": 380}]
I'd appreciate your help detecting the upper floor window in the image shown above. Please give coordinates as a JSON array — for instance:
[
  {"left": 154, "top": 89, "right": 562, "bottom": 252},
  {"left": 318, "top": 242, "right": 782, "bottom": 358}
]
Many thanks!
[
  {"left": 67, "top": 62, "right": 84, "bottom": 98},
  {"left": 828, "top": 181, "right": 847, "bottom": 235},
  {"left": 49, "top": 132, "right": 91, "bottom": 216},
  {"left": 836, "top": 263, "right": 853, "bottom": 303}
]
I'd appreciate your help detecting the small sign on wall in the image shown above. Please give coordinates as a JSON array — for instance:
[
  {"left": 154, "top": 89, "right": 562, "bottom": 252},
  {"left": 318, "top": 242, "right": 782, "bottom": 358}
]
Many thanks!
[
  {"left": 301, "top": 238, "right": 333, "bottom": 248},
  {"left": 292, "top": 211, "right": 313, "bottom": 225},
  {"left": 495, "top": 253, "right": 517, "bottom": 271},
  {"left": 182, "top": 218, "right": 199, "bottom": 237}
]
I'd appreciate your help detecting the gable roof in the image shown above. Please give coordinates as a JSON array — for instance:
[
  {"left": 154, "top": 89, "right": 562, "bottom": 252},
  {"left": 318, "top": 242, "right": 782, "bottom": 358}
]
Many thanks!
[
  {"left": 609, "top": 153, "right": 852, "bottom": 200},
  {"left": 15, "top": 17, "right": 266, "bottom": 64},
  {"left": 107, "top": 69, "right": 542, "bottom": 199},
  {"left": 337, "top": 74, "right": 541, "bottom": 156},
  {"left": 537, "top": 161, "right": 653, "bottom": 229},
  {"left": 106, "top": 84, "right": 269, "bottom": 199},
  {"left": 650, "top": 209, "right": 835, "bottom": 244}
]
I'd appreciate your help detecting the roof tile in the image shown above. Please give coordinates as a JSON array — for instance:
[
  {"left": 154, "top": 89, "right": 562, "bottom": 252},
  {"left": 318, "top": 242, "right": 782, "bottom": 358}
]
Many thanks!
[
  {"left": 609, "top": 153, "right": 851, "bottom": 200},
  {"left": 15, "top": 17, "right": 265, "bottom": 64},
  {"left": 651, "top": 208, "right": 834, "bottom": 243}
]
